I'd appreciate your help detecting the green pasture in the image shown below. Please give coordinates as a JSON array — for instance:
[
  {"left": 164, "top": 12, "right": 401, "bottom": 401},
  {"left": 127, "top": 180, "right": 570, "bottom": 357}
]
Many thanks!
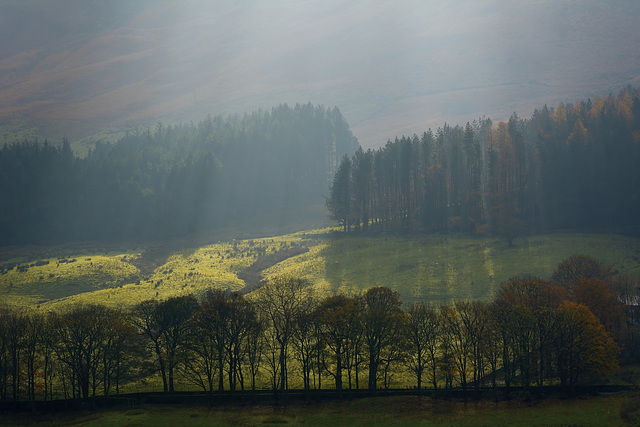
[
  {"left": 0, "top": 253, "right": 140, "bottom": 306},
  {"left": 1, "top": 230, "right": 640, "bottom": 310},
  {"left": 28, "top": 230, "right": 326, "bottom": 310},
  {"left": 1, "top": 392, "right": 637, "bottom": 426},
  {"left": 315, "top": 232, "right": 640, "bottom": 304}
]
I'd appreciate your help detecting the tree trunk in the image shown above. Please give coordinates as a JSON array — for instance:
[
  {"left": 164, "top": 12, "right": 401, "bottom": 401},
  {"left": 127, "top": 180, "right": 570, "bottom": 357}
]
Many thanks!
[
  {"left": 368, "top": 350, "right": 378, "bottom": 391},
  {"left": 156, "top": 343, "right": 168, "bottom": 392},
  {"left": 336, "top": 353, "right": 343, "bottom": 392}
]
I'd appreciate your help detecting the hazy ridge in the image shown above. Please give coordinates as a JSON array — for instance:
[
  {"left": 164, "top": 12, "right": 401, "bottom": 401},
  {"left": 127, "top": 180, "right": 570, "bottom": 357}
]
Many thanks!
[{"left": 1, "top": 0, "right": 639, "bottom": 148}]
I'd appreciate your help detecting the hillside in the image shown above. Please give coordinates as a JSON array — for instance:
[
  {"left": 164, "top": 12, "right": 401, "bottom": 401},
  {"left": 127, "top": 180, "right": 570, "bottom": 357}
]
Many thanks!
[
  {"left": 1, "top": 1, "right": 640, "bottom": 148},
  {"left": 0, "top": 103, "right": 358, "bottom": 245},
  {"left": 2, "top": 229, "right": 639, "bottom": 309}
]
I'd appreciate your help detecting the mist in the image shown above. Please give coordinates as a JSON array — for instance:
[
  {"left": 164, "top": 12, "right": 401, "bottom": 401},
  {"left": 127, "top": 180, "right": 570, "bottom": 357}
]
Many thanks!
[{"left": 1, "top": 0, "right": 639, "bottom": 148}]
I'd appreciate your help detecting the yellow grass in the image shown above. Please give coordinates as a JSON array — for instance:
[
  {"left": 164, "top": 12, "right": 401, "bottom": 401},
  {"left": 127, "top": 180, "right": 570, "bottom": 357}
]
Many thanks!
[{"left": 2, "top": 229, "right": 639, "bottom": 311}]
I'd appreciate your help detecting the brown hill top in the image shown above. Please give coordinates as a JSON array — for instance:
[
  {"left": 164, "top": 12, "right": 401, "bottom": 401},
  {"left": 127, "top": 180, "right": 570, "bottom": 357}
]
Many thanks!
[{"left": 1, "top": 0, "right": 639, "bottom": 148}]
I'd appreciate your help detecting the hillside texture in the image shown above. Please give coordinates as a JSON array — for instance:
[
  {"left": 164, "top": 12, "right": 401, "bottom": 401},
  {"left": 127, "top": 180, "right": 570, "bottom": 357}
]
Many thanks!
[
  {"left": 1, "top": 1, "right": 640, "bottom": 148},
  {"left": 2, "top": 230, "right": 639, "bottom": 309}
]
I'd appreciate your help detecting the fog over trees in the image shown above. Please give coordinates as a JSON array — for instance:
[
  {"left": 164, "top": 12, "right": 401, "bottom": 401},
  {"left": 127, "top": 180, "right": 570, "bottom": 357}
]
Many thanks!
[
  {"left": 0, "top": 103, "right": 358, "bottom": 245},
  {"left": 2, "top": 2, "right": 640, "bottom": 418},
  {"left": 3, "top": 86, "right": 639, "bottom": 250}
]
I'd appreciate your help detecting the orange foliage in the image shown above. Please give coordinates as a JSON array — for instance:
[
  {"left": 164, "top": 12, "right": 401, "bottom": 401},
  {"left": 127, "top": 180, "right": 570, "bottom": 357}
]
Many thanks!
[
  {"left": 551, "top": 255, "right": 616, "bottom": 289},
  {"left": 493, "top": 275, "right": 566, "bottom": 310},
  {"left": 553, "top": 102, "right": 567, "bottom": 124},
  {"left": 554, "top": 301, "right": 619, "bottom": 382},
  {"left": 616, "top": 91, "right": 633, "bottom": 125},
  {"left": 474, "top": 223, "right": 487, "bottom": 235},
  {"left": 573, "top": 278, "right": 626, "bottom": 337},
  {"left": 568, "top": 118, "right": 588, "bottom": 146},
  {"left": 589, "top": 96, "right": 604, "bottom": 119}
]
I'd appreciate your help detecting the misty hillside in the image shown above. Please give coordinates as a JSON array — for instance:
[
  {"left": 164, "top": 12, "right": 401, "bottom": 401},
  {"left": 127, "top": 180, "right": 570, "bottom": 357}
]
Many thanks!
[
  {"left": 0, "top": 104, "right": 359, "bottom": 245},
  {"left": 1, "top": 0, "right": 639, "bottom": 148}
]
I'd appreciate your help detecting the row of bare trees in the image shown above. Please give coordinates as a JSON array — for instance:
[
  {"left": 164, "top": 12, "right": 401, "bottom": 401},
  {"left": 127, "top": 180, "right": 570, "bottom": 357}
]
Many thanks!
[
  {"left": 0, "top": 304, "right": 138, "bottom": 401},
  {"left": 0, "top": 256, "right": 637, "bottom": 401}
]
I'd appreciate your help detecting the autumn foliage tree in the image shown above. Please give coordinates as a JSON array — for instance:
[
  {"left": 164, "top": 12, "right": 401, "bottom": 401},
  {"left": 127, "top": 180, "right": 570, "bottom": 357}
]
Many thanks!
[
  {"left": 551, "top": 254, "right": 616, "bottom": 289},
  {"left": 328, "top": 87, "right": 640, "bottom": 240},
  {"left": 551, "top": 301, "right": 619, "bottom": 390},
  {"left": 489, "top": 272, "right": 619, "bottom": 391},
  {"left": 551, "top": 255, "right": 625, "bottom": 341},
  {"left": 0, "top": 256, "right": 633, "bottom": 402}
]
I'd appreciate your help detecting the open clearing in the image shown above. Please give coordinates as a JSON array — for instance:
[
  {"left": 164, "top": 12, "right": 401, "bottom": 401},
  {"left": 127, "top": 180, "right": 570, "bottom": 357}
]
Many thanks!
[{"left": 1, "top": 230, "right": 639, "bottom": 309}]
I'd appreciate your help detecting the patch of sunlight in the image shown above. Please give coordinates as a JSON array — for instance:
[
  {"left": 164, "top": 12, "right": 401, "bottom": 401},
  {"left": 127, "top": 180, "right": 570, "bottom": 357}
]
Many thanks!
[
  {"left": 482, "top": 246, "right": 495, "bottom": 278},
  {"left": 263, "top": 244, "right": 328, "bottom": 281}
]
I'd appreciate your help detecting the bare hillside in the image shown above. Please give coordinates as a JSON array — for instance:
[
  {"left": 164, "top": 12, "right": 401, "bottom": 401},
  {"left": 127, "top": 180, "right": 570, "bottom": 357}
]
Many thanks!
[{"left": 1, "top": 0, "right": 639, "bottom": 147}]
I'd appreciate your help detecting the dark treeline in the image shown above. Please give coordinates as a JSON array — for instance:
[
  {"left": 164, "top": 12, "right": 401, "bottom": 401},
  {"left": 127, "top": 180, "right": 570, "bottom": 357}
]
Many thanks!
[
  {"left": 328, "top": 87, "right": 640, "bottom": 239},
  {"left": 1, "top": 255, "right": 638, "bottom": 402},
  {"left": 0, "top": 103, "right": 359, "bottom": 245}
]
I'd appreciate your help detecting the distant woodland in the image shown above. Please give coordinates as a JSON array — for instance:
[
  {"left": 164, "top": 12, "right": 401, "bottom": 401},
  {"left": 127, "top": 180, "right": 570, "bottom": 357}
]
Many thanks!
[
  {"left": 4, "top": 89, "right": 640, "bottom": 246},
  {"left": 327, "top": 87, "right": 640, "bottom": 241},
  {"left": 0, "top": 103, "right": 358, "bottom": 245}
]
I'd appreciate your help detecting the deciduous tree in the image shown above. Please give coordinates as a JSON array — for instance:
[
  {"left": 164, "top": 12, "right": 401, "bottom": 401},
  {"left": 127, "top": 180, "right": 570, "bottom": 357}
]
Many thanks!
[
  {"left": 551, "top": 301, "right": 619, "bottom": 391},
  {"left": 404, "top": 302, "right": 439, "bottom": 391},
  {"left": 361, "top": 286, "right": 403, "bottom": 391},
  {"left": 256, "top": 276, "right": 314, "bottom": 394}
]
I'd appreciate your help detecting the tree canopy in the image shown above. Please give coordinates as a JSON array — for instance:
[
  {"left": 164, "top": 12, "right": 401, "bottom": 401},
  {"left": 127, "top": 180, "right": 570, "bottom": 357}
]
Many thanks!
[
  {"left": 0, "top": 103, "right": 359, "bottom": 245},
  {"left": 327, "top": 87, "right": 640, "bottom": 238},
  {"left": 1, "top": 255, "right": 636, "bottom": 401}
]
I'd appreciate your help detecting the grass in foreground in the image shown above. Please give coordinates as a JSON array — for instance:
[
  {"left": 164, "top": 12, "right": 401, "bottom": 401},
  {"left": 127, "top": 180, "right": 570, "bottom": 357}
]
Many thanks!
[{"left": 1, "top": 393, "right": 638, "bottom": 426}]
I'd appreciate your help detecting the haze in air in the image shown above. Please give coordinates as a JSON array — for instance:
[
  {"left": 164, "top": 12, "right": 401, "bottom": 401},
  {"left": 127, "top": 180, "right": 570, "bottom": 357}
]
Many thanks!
[
  {"left": 1, "top": 0, "right": 639, "bottom": 148},
  {"left": 2, "top": 3, "right": 640, "bottom": 420}
]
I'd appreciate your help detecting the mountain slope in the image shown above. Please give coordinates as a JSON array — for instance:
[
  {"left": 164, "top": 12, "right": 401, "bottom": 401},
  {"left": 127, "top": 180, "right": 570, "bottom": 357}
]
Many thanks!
[{"left": 1, "top": 0, "right": 639, "bottom": 148}]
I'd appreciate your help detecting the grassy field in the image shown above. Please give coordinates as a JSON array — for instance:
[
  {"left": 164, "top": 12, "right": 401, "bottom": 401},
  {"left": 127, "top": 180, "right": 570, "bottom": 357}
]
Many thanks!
[
  {"left": 1, "top": 392, "right": 638, "bottom": 426},
  {"left": 1, "top": 230, "right": 640, "bottom": 310},
  {"left": 1, "top": 231, "right": 639, "bottom": 425},
  {"left": 316, "top": 232, "right": 640, "bottom": 304}
]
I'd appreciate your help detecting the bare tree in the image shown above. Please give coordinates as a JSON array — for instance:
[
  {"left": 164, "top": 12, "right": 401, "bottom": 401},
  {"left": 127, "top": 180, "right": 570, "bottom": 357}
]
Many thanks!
[
  {"left": 133, "top": 295, "right": 198, "bottom": 392},
  {"left": 404, "top": 302, "right": 439, "bottom": 392},
  {"left": 361, "top": 286, "right": 403, "bottom": 391},
  {"left": 55, "top": 305, "right": 116, "bottom": 399},
  {"left": 256, "top": 276, "right": 314, "bottom": 395},
  {"left": 316, "top": 294, "right": 359, "bottom": 393}
]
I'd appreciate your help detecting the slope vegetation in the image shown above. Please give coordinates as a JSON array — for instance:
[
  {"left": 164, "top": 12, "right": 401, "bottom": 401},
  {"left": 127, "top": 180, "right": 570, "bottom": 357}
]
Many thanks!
[
  {"left": 2, "top": 230, "right": 638, "bottom": 309},
  {"left": 2, "top": 1, "right": 640, "bottom": 148}
]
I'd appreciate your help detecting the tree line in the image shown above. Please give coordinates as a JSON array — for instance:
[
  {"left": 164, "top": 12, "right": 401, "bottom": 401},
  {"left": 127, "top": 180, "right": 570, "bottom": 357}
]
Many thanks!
[
  {"left": 1, "top": 255, "right": 637, "bottom": 402},
  {"left": 327, "top": 87, "right": 640, "bottom": 240},
  {"left": 0, "top": 103, "right": 359, "bottom": 245}
]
